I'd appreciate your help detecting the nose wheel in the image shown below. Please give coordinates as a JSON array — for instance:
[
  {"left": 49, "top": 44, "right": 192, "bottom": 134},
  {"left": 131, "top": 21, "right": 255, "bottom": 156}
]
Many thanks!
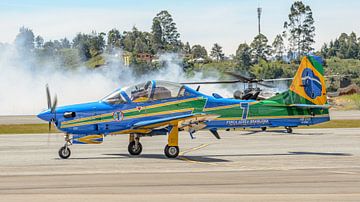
[
  {"left": 164, "top": 145, "right": 179, "bottom": 158},
  {"left": 58, "top": 146, "right": 71, "bottom": 159},
  {"left": 59, "top": 133, "right": 72, "bottom": 159}
]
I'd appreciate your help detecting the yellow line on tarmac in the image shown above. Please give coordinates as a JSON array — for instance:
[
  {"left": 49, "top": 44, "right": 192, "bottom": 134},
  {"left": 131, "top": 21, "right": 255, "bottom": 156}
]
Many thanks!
[{"left": 178, "top": 143, "right": 217, "bottom": 165}]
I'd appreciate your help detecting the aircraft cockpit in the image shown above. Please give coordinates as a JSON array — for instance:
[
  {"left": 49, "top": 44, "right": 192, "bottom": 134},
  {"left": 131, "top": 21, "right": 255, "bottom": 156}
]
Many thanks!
[{"left": 102, "top": 80, "right": 187, "bottom": 104}]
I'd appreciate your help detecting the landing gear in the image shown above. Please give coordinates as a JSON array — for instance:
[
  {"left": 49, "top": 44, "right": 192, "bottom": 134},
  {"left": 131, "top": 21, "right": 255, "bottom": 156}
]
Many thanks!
[
  {"left": 164, "top": 145, "right": 179, "bottom": 158},
  {"left": 128, "top": 133, "right": 142, "bottom": 155},
  {"left": 58, "top": 146, "right": 71, "bottom": 159},
  {"left": 261, "top": 127, "right": 267, "bottom": 131},
  {"left": 59, "top": 133, "right": 72, "bottom": 159},
  {"left": 164, "top": 124, "right": 180, "bottom": 158},
  {"left": 285, "top": 126, "right": 293, "bottom": 133},
  {"left": 128, "top": 141, "right": 142, "bottom": 155}
]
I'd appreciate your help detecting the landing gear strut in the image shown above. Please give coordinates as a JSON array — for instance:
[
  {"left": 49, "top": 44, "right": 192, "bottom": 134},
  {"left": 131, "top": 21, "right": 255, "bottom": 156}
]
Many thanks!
[
  {"left": 164, "top": 124, "right": 180, "bottom": 158},
  {"left": 285, "top": 126, "right": 293, "bottom": 133},
  {"left": 59, "top": 133, "right": 72, "bottom": 159},
  {"left": 128, "top": 134, "right": 142, "bottom": 155}
]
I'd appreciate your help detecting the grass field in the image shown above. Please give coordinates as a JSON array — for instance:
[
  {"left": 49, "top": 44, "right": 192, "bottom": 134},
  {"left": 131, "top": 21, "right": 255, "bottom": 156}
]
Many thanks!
[
  {"left": 0, "top": 120, "right": 359, "bottom": 134},
  {"left": 0, "top": 124, "right": 59, "bottom": 134},
  {"left": 332, "top": 94, "right": 360, "bottom": 110}
]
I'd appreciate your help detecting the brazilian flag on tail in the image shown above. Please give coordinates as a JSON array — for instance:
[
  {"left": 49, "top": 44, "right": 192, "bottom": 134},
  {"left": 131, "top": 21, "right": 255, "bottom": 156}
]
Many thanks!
[{"left": 269, "top": 55, "right": 327, "bottom": 106}]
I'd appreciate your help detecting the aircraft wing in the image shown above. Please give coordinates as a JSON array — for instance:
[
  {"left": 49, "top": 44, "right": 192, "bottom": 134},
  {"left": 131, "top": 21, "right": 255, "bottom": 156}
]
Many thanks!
[
  {"left": 132, "top": 113, "right": 220, "bottom": 130},
  {"left": 288, "top": 104, "right": 332, "bottom": 109}
]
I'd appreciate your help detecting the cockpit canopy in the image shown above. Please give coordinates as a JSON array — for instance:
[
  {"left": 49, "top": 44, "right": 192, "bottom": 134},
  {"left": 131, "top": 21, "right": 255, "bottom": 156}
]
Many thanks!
[{"left": 102, "top": 80, "right": 186, "bottom": 104}]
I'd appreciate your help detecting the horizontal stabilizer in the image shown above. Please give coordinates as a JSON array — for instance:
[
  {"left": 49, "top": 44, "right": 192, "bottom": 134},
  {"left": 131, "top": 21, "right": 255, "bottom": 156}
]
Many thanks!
[{"left": 264, "top": 103, "right": 331, "bottom": 109}]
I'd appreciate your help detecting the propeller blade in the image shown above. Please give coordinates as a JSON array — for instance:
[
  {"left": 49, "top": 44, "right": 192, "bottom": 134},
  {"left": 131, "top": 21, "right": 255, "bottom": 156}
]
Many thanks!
[
  {"left": 46, "top": 84, "right": 52, "bottom": 109},
  {"left": 51, "top": 95, "right": 58, "bottom": 113},
  {"left": 225, "top": 72, "right": 254, "bottom": 82},
  {"left": 48, "top": 121, "right": 52, "bottom": 131},
  {"left": 256, "top": 82, "right": 275, "bottom": 88},
  {"left": 181, "top": 80, "right": 240, "bottom": 84}
]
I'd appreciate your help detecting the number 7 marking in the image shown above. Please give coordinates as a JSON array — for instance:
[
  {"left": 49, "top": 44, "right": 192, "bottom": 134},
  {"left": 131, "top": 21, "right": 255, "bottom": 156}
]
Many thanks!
[{"left": 240, "top": 103, "right": 249, "bottom": 119}]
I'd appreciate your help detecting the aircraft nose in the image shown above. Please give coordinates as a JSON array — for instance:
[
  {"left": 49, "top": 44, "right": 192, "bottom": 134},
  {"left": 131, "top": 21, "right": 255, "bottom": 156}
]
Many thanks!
[{"left": 37, "top": 110, "right": 52, "bottom": 122}]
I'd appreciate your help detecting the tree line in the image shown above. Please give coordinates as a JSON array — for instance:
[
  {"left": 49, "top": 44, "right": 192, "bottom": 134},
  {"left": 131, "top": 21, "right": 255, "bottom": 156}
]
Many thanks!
[{"left": 7, "top": 1, "right": 359, "bottom": 83}]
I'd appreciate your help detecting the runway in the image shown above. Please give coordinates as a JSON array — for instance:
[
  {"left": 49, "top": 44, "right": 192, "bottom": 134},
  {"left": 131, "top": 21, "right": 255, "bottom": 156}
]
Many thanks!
[{"left": 1, "top": 128, "right": 360, "bottom": 201}]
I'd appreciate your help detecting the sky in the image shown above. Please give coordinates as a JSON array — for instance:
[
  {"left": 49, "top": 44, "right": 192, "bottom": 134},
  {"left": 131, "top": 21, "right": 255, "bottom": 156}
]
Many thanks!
[{"left": 0, "top": 0, "right": 359, "bottom": 55}]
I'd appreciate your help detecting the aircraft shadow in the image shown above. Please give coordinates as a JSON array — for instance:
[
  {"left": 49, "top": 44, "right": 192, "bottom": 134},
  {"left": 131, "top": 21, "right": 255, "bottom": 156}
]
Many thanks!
[
  {"left": 103, "top": 153, "right": 230, "bottom": 163},
  {"left": 238, "top": 130, "right": 325, "bottom": 136},
  {"left": 61, "top": 151, "right": 351, "bottom": 162},
  {"left": 205, "top": 151, "right": 352, "bottom": 157}
]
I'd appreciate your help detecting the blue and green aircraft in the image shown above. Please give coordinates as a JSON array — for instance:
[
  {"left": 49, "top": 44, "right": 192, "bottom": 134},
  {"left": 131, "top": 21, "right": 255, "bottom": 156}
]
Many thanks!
[{"left": 37, "top": 55, "right": 330, "bottom": 159}]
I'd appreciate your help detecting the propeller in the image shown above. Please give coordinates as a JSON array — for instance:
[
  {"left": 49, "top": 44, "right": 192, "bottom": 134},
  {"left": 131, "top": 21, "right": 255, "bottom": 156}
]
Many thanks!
[{"left": 46, "top": 84, "right": 58, "bottom": 131}]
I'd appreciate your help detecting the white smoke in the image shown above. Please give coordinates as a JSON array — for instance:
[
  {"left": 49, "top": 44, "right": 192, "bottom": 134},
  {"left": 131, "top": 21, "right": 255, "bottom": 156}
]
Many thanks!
[{"left": 0, "top": 47, "right": 231, "bottom": 115}]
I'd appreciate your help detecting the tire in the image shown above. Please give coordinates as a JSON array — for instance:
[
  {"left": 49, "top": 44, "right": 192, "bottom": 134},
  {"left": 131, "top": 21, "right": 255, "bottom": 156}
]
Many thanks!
[
  {"left": 261, "top": 127, "right": 267, "bottom": 131},
  {"left": 286, "top": 127, "right": 293, "bottom": 133},
  {"left": 58, "top": 146, "right": 71, "bottom": 159},
  {"left": 128, "top": 141, "right": 142, "bottom": 155},
  {"left": 164, "top": 145, "right": 179, "bottom": 158}
]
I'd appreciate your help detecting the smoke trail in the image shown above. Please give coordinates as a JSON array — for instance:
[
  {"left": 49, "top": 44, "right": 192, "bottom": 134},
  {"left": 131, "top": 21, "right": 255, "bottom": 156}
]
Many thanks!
[{"left": 0, "top": 46, "right": 231, "bottom": 115}]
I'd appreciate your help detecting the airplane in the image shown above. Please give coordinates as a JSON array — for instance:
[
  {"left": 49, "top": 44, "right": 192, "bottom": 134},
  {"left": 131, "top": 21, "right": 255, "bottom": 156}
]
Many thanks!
[{"left": 37, "top": 55, "right": 330, "bottom": 159}]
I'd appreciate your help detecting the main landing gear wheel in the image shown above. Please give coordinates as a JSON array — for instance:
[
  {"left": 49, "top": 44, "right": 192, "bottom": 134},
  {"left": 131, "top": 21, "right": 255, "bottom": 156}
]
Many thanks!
[
  {"left": 128, "top": 141, "right": 142, "bottom": 155},
  {"left": 164, "top": 145, "right": 179, "bottom": 158},
  {"left": 261, "top": 127, "right": 267, "bottom": 131},
  {"left": 58, "top": 146, "right": 71, "bottom": 159},
  {"left": 285, "top": 127, "right": 293, "bottom": 133}
]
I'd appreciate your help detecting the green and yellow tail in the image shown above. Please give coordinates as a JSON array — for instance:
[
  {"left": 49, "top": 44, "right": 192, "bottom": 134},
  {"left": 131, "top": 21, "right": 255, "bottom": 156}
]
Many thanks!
[
  {"left": 269, "top": 55, "right": 328, "bottom": 106},
  {"left": 289, "top": 55, "right": 327, "bottom": 105}
]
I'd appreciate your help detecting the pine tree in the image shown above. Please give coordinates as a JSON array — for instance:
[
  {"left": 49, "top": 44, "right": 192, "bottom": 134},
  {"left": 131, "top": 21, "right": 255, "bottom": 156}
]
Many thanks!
[
  {"left": 284, "top": 1, "right": 315, "bottom": 59},
  {"left": 154, "top": 10, "right": 181, "bottom": 51},
  {"left": 151, "top": 17, "right": 163, "bottom": 53},
  {"left": 272, "top": 34, "right": 285, "bottom": 61}
]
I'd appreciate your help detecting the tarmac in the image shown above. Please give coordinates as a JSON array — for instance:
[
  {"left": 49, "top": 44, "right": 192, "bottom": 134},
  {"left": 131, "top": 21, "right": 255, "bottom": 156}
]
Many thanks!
[{"left": 1, "top": 128, "right": 360, "bottom": 201}]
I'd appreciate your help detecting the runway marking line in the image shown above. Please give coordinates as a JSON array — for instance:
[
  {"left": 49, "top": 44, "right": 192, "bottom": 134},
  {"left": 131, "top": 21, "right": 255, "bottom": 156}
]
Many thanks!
[{"left": 178, "top": 143, "right": 217, "bottom": 165}]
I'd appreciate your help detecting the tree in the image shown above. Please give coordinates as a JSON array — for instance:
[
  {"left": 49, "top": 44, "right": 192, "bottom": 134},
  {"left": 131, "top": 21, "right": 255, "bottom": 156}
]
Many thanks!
[
  {"left": 154, "top": 10, "right": 181, "bottom": 51},
  {"left": 151, "top": 17, "right": 164, "bottom": 52},
  {"left": 72, "top": 32, "right": 105, "bottom": 60},
  {"left": 60, "top": 38, "right": 71, "bottom": 49},
  {"left": 250, "top": 34, "right": 271, "bottom": 63},
  {"left": 107, "top": 28, "right": 121, "bottom": 52},
  {"left": 235, "top": 43, "right": 251, "bottom": 71},
  {"left": 14, "top": 26, "right": 35, "bottom": 54},
  {"left": 183, "top": 42, "right": 191, "bottom": 54},
  {"left": 35, "top": 35, "right": 44, "bottom": 49},
  {"left": 272, "top": 34, "right": 285, "bottom": 60},
  {"left": 191, "top": 45, "right": 207, "bottom": 59},
  {"left": 134, "top": 37, "right": 147, "bottom": 53},
  {"left": 210, "top": 43, "right": 225, "bottom": 61},
  {"left": 284, "top": 1, "right": 315, "bottom": 58}
]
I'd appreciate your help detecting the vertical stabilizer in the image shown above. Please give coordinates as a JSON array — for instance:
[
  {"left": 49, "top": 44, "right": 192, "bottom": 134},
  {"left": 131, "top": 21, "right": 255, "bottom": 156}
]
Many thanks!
[{"left": 289, "top": 56, "right": 327, "bottom": 105}]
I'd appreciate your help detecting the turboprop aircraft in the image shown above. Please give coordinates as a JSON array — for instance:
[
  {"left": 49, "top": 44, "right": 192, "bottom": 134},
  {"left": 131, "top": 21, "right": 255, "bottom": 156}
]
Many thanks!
[{"left": 37, "top": 55, "right": 330, "bottom": 159}]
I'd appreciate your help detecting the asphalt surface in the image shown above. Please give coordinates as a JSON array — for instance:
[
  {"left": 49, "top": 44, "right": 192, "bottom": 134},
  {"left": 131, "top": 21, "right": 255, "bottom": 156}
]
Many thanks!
[{"left": 0, "top": 128, "right": 360, "bottom": 201}]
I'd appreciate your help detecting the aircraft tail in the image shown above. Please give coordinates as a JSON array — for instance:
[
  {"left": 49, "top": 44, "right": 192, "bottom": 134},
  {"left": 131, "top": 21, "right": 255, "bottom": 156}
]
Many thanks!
[{"left": 269, "top": 55, "right": 327, "bottom": 106}]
